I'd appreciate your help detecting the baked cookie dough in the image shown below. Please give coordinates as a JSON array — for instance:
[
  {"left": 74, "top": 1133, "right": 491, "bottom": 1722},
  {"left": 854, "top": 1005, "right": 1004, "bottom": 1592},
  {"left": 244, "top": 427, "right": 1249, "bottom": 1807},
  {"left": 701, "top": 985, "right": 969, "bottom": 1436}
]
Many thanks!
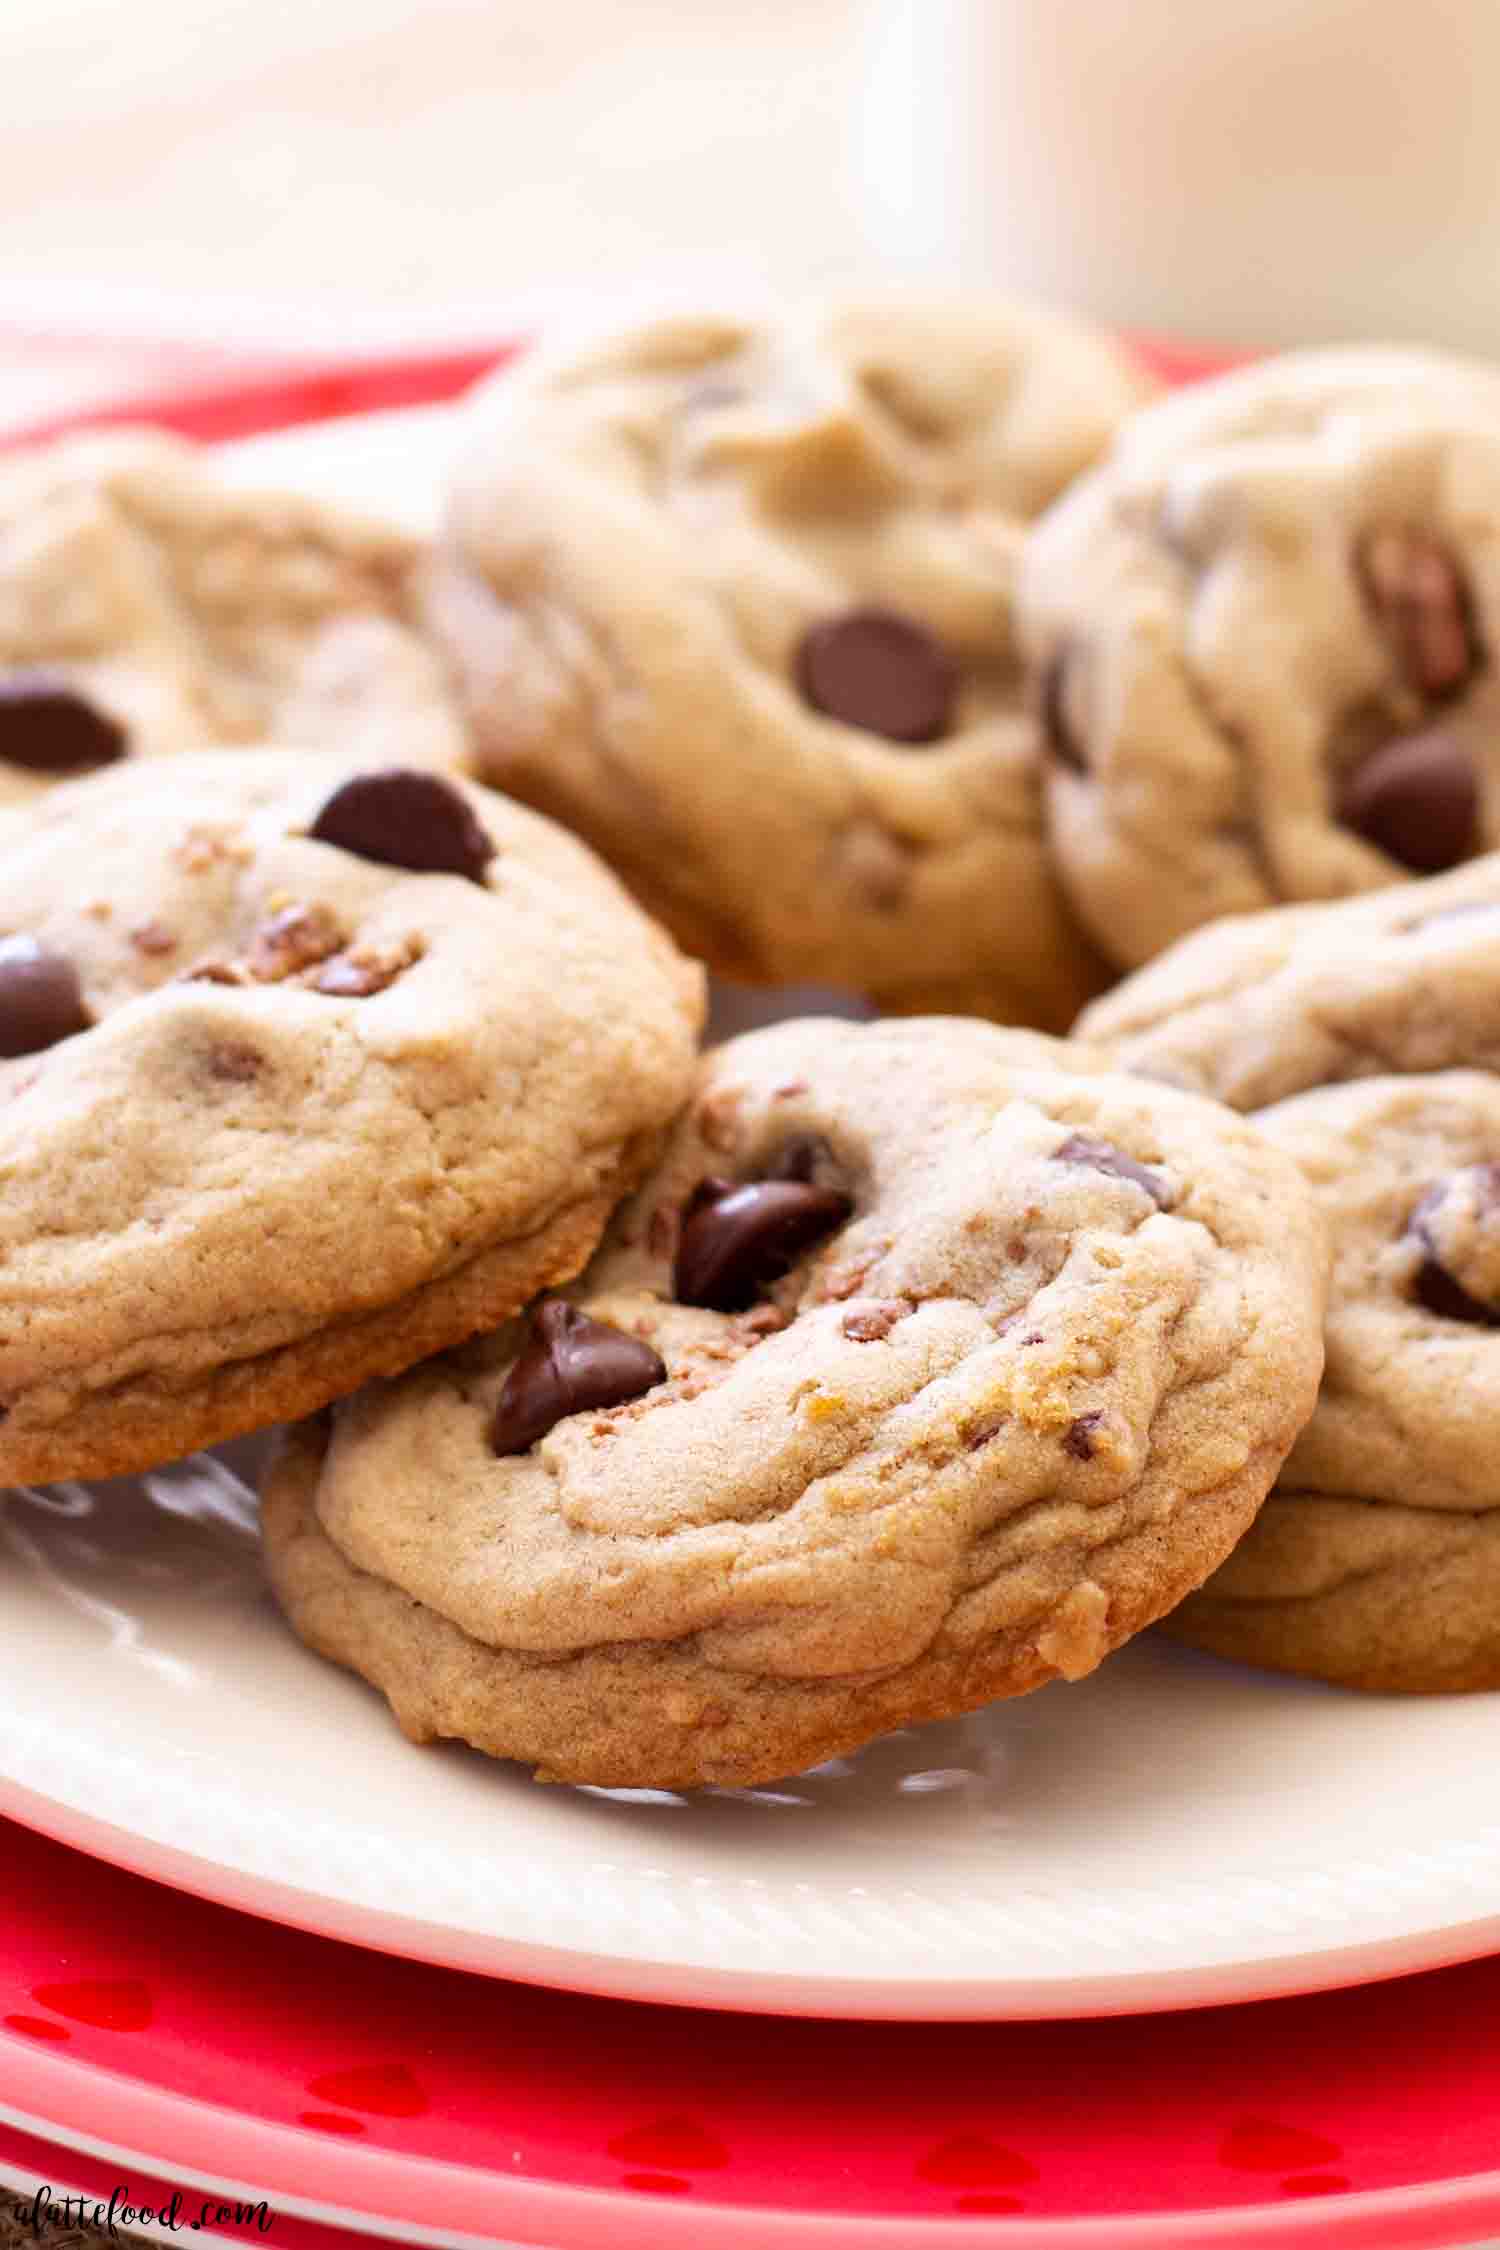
[
  {"left": 263, "top": 1015, "right": 1326, "bottom": 1787},
  {"left": 1168, "top": 1072, "right": 1500, "bottom": 1691},
  {"left": 1083, "top": 866, "right": 1500, "bottom": 1687},
  {"left": 1017, "top": 346, "right": 1500, "bottom": 968},
  {"left": 422, "top": 300, "right": 1149, "bottom": 1025},
  {"left": 0, "top": 428, "right": 467, "bottom": 807},
  {"left": 1079, "top": 851, "right": 1500, "bottom": 1105},
  {"left": 0, "top": 748, "right": 702, "bottom": 1483}
]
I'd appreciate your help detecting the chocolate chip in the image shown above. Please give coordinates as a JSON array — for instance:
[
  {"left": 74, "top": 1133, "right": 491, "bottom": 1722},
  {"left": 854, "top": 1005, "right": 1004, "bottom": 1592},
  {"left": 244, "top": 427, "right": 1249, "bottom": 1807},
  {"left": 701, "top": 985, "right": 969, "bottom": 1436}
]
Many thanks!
[
  {"left": 795, "top": 608, "right": 955, "bottom": 744},
  {"left": 1356, "top": 527, "right": 1478, "bottom": 700},
  {"left": 308, "top": 769, "right": 495, "bottom": 883},
  {"left": 491, "top": 1301, "right": 666, "bottom": 1455},
  {"left": 0, "top": 936, "right": 88, "bottom": 1056},
  {"left": 1412, "top": 1257, "right": 1500, "bottom": 1326},
  {"left": 1064, "top": 1411, "right": 1104, "bottom": 1461},
  {"left": 763, "top": 1133, "right": 836, "bottom": 1184},
  {"left": 0, "top": 672, "right": 127, "bottom": 773},
  {"left": 675, "top": 1178, "right": 853, "bottom": 1312},
  {"left": 1336, "top": 726, "right": 1478, "bottom": 873},
  {"left": 1054, "top": 1133, "right": 1173, "bottom": 1208},
  {"left": 1041, "top": 651, "right": 1087, "bottom": 772},
  {"left": 1407, "top": 1173, "right": 1500, "bottom": 1327}
]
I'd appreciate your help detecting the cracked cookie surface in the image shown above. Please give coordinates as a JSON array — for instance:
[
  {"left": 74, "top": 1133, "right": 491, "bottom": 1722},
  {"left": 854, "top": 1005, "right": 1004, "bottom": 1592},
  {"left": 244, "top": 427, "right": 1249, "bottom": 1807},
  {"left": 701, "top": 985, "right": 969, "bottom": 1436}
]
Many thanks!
[
  {"left": 423, "top": 300, "right": 1147, "bottom": 1024},
  {"left": 0, "top": 747, "right": 703, "bottom": 1482},
  {"left": 0, "top": 428, "right": 468, "bottom": 805},
  {"left": 1017, "top": 346, "right": 1500, "bottom": 968},
  {"left": 263, "top": 1015, "right": 1326, "bottom": 1786}
]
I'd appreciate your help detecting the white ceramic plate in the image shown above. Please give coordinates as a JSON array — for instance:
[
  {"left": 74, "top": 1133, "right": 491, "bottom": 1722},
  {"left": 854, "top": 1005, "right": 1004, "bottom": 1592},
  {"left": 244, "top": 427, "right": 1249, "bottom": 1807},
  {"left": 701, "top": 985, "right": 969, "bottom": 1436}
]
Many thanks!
[
  {"left": 4, "top": 1440, "right": 1500, "bottom": 2022},
  {"left": 3, "top": 406, "right": 1500, "bottom": 2024}
]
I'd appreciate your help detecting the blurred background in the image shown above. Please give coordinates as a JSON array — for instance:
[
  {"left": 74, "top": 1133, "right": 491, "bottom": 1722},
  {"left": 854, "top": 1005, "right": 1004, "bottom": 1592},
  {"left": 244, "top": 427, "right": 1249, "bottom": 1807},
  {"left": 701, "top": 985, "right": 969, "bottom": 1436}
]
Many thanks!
[{"left": 0, "top": 0, "right": 1494, "bottom": 410}]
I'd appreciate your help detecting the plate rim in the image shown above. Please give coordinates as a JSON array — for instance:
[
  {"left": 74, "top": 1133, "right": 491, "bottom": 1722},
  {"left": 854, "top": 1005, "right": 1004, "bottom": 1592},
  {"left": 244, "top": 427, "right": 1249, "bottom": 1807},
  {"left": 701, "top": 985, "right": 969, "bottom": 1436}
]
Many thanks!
[{"left": 7, "top": 1767, "right": 1500, "bottom": 2024}]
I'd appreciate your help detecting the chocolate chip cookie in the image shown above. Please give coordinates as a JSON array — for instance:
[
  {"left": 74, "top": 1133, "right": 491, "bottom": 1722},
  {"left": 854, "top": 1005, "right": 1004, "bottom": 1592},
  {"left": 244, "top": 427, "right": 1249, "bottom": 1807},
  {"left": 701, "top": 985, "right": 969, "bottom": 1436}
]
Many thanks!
[
  {"left": 423, "top": 300, "right": 1148, "bottom": 1025},
  {"left": 1082, "top": 864, "right": 1500, "bottom": 1687},
  {"left": 1018, "top": 346, "right": 1500, "bottom": 968},
  {"left": 1169, "top": 1072, "right": 1500, "bottom": 1691},
  {"left": 262, "top": 1016, "right": 1326, "bottom": 1787},
  {"left": 0, "top": 748, "right": 702, "bottom": 1483},
  {"left": 0, "top": 428, "right": 467, "bottom": 805},
  {"left": 1079, "top": 852, "right": 1500, "bottom": 1105}
]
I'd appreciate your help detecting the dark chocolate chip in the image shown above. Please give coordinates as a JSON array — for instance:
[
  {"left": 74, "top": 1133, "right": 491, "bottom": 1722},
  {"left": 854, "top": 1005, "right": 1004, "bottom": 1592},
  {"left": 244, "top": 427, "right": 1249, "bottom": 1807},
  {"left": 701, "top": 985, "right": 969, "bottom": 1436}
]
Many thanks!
[
  {"left": 0, "top": 936, "right": 89, "bottom": 1057},
  {"left": 1336, "top": 726, "right": 1478, "bottom": 873},
  {"left": 684, "top": 1173, "right": 735, "bottom": 1218},
  {"left": 675, "top": 1178, "right": 853, "bottom": 1311},
  {"left": 491, "top": 1301, "right": 666, "bottom": 1455},
  {"left": 795, "top": 607, "right": 956, "bottom": 745},
  {"left": 1356, "top": 527, "right": 1478, "bottom": 700},
  {"left": 1054, "top": 1133, "right": 1173, "bottom": 1208},
  {"left": 1064, "top": 1411, "right": 1104, "bottom": 1461},
  {"left": 1041, "top": 651, "right": 1087, "bottom": 772},
  {"left": 762, "top": 1133, "right": 836, "bottom": 1184},
  {"left": 1413, "top": 1256, "right": 1500, "bottom": 1326},
  {"left": 308, "top": 769, "right": 495, "bottom": 883},
  {"left": 1407, "top": 1173, "right": 1500, "bottom": 1327},
  {"left": 0, "top": 672, "right": 127, "bottom": 773}
]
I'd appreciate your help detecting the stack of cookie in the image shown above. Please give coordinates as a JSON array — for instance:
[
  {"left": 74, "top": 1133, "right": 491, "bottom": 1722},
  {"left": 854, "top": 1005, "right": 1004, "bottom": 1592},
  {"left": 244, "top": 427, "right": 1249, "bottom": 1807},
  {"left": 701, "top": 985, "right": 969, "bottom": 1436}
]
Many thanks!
[
  {"left": 6, "top": 302, "right": 1500, "bottom": 1791},
  {"left": 1014, "top": 347, "right": 1500, "bottom": 1698}
]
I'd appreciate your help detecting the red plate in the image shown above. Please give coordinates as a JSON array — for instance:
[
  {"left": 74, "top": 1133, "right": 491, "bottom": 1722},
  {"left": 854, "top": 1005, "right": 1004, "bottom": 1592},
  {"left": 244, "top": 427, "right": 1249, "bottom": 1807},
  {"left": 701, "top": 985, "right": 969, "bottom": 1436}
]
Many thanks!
[{"left": 3, "top": 1814, "right": 1500, "bottom": 2248}]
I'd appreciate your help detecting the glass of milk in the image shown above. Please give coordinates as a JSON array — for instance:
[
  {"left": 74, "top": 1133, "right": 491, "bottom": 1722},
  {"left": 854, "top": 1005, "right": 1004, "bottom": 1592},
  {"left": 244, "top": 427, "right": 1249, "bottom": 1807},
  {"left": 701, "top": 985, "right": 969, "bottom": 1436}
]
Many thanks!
[{"left": 852, "top": 0, "right": 1500, "bottom": 353}]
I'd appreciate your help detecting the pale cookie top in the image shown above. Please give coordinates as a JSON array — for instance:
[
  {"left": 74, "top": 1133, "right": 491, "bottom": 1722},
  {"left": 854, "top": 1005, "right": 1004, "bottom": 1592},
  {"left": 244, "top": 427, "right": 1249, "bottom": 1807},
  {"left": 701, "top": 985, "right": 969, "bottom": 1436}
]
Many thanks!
[
  {"left": 424, "top": 300, "right": 1148, "bottom": 1024},
  {"left": 0, "top": 428, "right": 467, "bottom": 807},
  {"left": 312, "top": 1017, "right": 1325, "bottom": 1695},
  {"left": 0, "top": 749, "right": 703, "bottom": 1425},
  {"left": 1018, "top": 346, "right": 1500, "bottom": 968},
  {"left": 1253, "top": 1071, "right": 1500, "bottom": 1513},
  {"left": 1080, "top": 853, "right": 1500, "bottom": 1108}
]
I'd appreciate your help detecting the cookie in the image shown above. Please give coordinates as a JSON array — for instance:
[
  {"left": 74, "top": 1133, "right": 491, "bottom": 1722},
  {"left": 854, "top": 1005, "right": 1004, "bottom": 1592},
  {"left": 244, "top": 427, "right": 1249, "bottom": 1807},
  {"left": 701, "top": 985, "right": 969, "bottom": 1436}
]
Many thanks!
[
  {"left": 262, "top": 1015, "right": 1326, "bottom": 1787},
  {"left": 0, "top": 428, "right": 467, "bottom": 807},
  {"left": 0, "top": 748, "right": 702, "bottom": 1483},
  {"left": 1017, "top": 346, "right": 1500, "bottom": 968},
  {"left": 1078, "top": 852, "right": 1500, "bottom": 1106},
  {"left": 1082, "top": 866, "right": 1500, "bottom": 1687},
  {"left": 1166, "top": 1072, "right": 1500, "bottom": 1691},
  {"left": 422, "top": 299, "right": 1148, "bottom": 1025}
]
